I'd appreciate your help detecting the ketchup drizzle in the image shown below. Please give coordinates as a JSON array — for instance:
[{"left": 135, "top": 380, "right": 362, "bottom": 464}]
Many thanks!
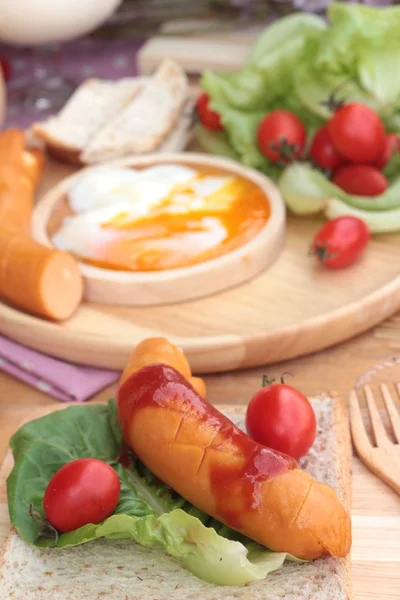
[{"left": 117, "top": 365, "right": 297, "bottom": 531}]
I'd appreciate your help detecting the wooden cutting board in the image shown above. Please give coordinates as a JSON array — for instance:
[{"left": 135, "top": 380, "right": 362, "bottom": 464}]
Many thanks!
[
  {"left": 1, "top": 404, "right": 400, "bottom": 599},
  {"left": 1, "top": 154, "right": 400, "bottom": 372},
  {"left": 136, "top": 23, "right": 263, "bottom": 75},
  {"left": 137, "top": 37, "right": 251, "bottom": 75}
]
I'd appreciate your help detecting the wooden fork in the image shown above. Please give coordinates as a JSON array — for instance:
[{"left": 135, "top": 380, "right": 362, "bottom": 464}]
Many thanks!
[{"left": 350, "top": 384, "right": 400, "bottom": 495}]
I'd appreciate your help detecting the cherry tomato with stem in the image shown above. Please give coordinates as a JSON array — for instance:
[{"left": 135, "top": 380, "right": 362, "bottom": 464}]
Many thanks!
[
  {"left": 311, "top": 216, "right": 370, "bottom": 270},
  {"left": 246, "top": 374, "right": 317, "bottom": 460},
  {"left": 309, "top": 125, "right": 345, "bottom": 171},
  {"left": 328, "top": 103, "right": 385, "bottom": 164},
  {"left": 332, "top": 164, "right": 388, "bottom": 197},
  {"left": 196, "top": 93, "right": 224, "bottom": 131},
  {"left": 374, "top": 133, "right": 398, "bottom": 170},
  {"left": 43, "top": 458, "right": 121, "bottom": 533},
  {"left": 257, "top": 110, "right": 306, "bottom": 163}
]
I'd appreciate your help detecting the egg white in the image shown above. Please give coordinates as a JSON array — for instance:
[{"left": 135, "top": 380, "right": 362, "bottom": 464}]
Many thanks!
[
  {"left": 68, "top": 167, "right": 141, "bottom": 213},
  {"left": 68, "top": 164, "right": 198, "bottom": 215},
  {"left": 55, "top": 165, "right": 234, "bottom": 265}
]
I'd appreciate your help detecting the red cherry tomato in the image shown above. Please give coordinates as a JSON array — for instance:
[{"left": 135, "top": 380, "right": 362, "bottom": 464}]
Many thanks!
[
  {"left": 196, "top": 93, "right": 223, "bottom": 131},
  {"left": 309, "top": 125, "right": 344, "bottom": 171},
  {"left": 332, "top": 164, "right": 388, "bottom": 197},
  {"left": 43, "top": 458, "right": 120, "bottom": 532},
  {"left": 311, "top": 216, "right": 370, "bottom": 269},
  {"left": 374, "top": 133, "right": 398, "bottom": 169},
  {"left": 246, "top": 379, "right": 317, "bottom": 460},
  {"left": 328, "top": 103, "right": 385, "bottom": 164},
  {"left": 0, "top": 58, "right": 12, "bottom": 82},
  {"left": 257, "top": 110, "right": 306, "bottom": 163}
]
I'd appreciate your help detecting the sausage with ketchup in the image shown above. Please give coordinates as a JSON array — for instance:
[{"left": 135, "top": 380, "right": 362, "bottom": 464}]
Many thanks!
[
  {"left": 118, "top": 363, "right": 351, "bottom": 561},
  {"left": 119, "top": 337, "right": 206, "bottom": 397}
]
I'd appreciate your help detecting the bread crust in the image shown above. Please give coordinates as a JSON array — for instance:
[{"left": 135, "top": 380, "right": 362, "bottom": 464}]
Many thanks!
[
  {"left": 30, "top": 77, "right": 146, "bottom": 162},
  {"left": 80, "top": 60, "right": 188, "bottom": 164},
  {"left": 46, "top": 143, "right": 84, "bottom": 167},
  {"left": 37, "top": 112, "right": 192, "bottom": 167},
  {"left": 31, "top": 123, "right": 82, "bottom": 156}
]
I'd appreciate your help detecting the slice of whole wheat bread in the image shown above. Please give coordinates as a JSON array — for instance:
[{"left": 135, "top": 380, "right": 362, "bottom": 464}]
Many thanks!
[
  {"left": 80, "top": 59, "right": 189, "bottom": 164},
  {"left": 0, "top": 396, "right": 352, "bottom": 600},
  {"left": 31, "top": 77, "right": 145, "bottom": 156}
]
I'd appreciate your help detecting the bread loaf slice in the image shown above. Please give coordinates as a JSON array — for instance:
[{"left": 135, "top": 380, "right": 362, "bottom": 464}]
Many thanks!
[
  {"left": 0, "top": 396, "right": 352, "bottom": 600},
  {"left": 31, "top": 77, "right": 145, "bottom": 158},
  {"left": 81, "top": 59, "right": 189, "bottom": 164}
]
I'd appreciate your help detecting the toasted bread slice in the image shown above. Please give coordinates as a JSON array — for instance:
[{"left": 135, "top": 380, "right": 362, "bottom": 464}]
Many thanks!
[
  {"left": 31, "top": 77, "right": 145, "bottom": 157},
  {"left": 80, "top": 59, "right": 188, "bottom": 164},
  {"left": 47, "top": 97, "right": 194, "bottom": 167},
  {"left": 0, "top": 397, "right": 352, "bottom": 599}
]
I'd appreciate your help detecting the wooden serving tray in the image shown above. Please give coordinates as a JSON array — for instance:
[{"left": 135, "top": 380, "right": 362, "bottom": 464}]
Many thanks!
[
  {"left": 1, "top": 404, "right": 400, "bottom": 600},
  {"left": 1, "top": 155, "right": 400, "bottom": 372}
]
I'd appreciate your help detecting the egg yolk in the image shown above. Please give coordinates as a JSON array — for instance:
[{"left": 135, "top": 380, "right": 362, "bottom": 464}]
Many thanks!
[{"left": 72, "top": 171, "right": 270, "bottom": 272}]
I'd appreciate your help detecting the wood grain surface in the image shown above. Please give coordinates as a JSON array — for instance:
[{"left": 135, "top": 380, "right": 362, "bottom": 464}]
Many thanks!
[
  {"left": 137, "top": 37, "right": 251, "bottom": 75},
  {"left": 350, "top": 385, "right": 400, "bottom": 496},
  {"left": 375, "top": 314, "right": 400, "bottom": 351},
  {"left": 1, "top": 154, "right": 400, "bottom": 372},
  {"left": 136, "top": 26, "right": 264, "bottom": 75},
  {"left": 1, "top": 402, "right": 400, "bottom": 600}
]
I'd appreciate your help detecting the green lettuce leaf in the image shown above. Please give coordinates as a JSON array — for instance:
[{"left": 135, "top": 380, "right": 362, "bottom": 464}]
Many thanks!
[
  {"left": 293, "top": 5, "right": 400, "bottom": 122},
  {"left": 39, "top": 509, "right": 291, "bottom": 586},
  {"left": 358, "top": 43, "right": 400, "bottom": 111},
  {"left": 383, "top": 148, "right": 400, "bottom": 182},
  {"left": 278, "top": 163, "right": 330, "bottom": 215},
  {"left": 200, "top": 3, "right": 400, "bottom": 172},
  {"left": 306, "top": 3, "right": 400, "bottom": 120},
  {"left": 245, "top": 13, "right": 326, "bottom": 68},
  {"left": 279, "top": 162, "right": 400, "bottom": 216},
  {"left": 293, "top": 44, "right": 376, "bottom": 121},
  {"left": 325, "top": 198, "right": 400, "bottom": 234},
  {"left": 202, "top": 14, "right": 325, "bottom": 112},
  {"left": 7, "top": 401, "right": 297, "bottom": 586},
  {"left": 214, "top": 105, "right": 279, "bottom": 176},
  {"left": 193, "top": 124, "right": 240, "bottom": 161},
  {"left": 195, "top": 95, "right": 321, "bottom": 181},
  {"left": 317, "top": 3, "right": 400, "bottom": 78},
  {"left": 7, "top": 404, "right": 121, "bottom": 543},
  {"left": 198, "top": 12, "right": 326, "bottom": 179}
]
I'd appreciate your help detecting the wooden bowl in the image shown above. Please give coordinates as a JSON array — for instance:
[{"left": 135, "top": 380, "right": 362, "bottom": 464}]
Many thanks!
[{"left": 32, "top": 153, "right": 285, "bottom": 306}]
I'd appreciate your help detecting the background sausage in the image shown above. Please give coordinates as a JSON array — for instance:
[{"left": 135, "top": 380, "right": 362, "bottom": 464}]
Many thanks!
[
  {"left": 0, "top": 228, "right": 83, "bottom": 320},
  {"left": 118, "top": 364, "right": 351, "bottom": 561},
  {"left": 0, "top": 129, "right": 83, "bottom": 320}
]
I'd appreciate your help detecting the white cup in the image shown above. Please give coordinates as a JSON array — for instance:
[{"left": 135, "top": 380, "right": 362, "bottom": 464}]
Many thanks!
[{"left": 0, "top": 0, "right": 122, "bottom": 46}]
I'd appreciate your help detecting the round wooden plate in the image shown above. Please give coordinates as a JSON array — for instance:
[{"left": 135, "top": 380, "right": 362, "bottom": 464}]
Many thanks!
[{"left": 1, "top": 156, "right": 400, "bottom": 373}]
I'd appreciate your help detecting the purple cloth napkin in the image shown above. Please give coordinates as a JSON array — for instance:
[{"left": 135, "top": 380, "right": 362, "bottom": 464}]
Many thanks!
[
  {"left": 1, "top": 36, "right": 144, "bottom": 130},
  {"left": 0, "top": 335, "right": 120, "bottom": 402}
]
